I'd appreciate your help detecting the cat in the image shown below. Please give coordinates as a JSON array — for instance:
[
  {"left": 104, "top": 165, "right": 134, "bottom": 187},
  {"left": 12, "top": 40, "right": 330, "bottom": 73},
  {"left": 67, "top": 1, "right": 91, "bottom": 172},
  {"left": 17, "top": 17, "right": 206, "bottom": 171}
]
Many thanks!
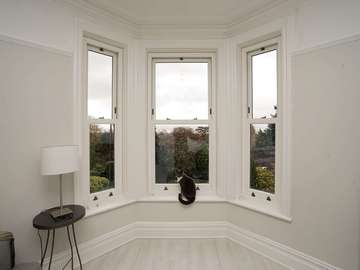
[{"left": 177, "top": 172, "right": 196, "bottom": 205}]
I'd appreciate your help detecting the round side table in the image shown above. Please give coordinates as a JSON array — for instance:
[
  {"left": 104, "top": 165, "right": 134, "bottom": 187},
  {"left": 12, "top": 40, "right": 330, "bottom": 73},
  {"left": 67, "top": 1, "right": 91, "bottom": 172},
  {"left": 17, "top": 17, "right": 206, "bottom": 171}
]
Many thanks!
[{"left": 33, "top": 204, "right": 85, "bottom": 270}]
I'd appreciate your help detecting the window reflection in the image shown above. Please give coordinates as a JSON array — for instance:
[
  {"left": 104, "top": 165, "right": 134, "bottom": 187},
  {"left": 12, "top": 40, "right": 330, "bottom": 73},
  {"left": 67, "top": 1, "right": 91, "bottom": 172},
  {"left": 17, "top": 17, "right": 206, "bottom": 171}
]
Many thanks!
[
  {"left": 155, "top": 63, "right": 208, "bottom": 120},
  {"left": 90, "top": 124, "right": 115, "bottom": 193},
  {"left": 250, "top": 124, "right": 275, "bottom": 193},
  {"left": 88, "top": 51, "right": 113, "bottom": 119},
  {"left": 251, "top": 50, "right": 277, "bottom": 119},
  {"left": 155, "top": 125, "right": 209, "bottom": 184}
]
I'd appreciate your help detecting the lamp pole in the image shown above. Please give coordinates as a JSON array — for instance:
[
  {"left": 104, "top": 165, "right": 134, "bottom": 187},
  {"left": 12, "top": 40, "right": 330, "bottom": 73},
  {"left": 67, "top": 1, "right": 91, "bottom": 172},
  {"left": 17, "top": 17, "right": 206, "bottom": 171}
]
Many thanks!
[{"left": 59, "top": 174, "right": 63, "bottom": 215}]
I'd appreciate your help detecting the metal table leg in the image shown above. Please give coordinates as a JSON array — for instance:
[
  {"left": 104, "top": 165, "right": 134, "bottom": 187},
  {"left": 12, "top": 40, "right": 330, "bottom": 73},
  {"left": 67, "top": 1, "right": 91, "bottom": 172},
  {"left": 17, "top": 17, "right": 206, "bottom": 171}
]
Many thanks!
[
  {"left": 38, "top": 230, "right": 50, "bottom": 268},
  {"left": 48, "top": 229, "right": 55, "bottom": 270},
  {"left": 66, "top": 226, "right": 74, "bottom": 270},
  {"left": 71, "top": 224, "right": 83, "bottom": 270}
]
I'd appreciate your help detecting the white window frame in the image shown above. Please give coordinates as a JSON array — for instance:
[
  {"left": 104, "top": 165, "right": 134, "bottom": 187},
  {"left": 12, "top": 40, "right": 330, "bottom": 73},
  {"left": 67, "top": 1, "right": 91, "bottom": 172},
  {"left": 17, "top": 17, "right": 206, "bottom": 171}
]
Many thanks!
[
  {"left": 81, "top": 38, "right": 124, "bottom": 208},
  {"left": 147, "top": 52, "right": 217, "bottom": 196},
  {"left": 241, "top": 37, "right": 282, "bottom": 208}
]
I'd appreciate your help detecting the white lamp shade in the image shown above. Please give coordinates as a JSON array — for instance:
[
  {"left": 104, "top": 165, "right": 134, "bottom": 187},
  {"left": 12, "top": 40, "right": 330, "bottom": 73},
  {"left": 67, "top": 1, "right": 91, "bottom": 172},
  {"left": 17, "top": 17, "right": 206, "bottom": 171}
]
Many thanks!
[{"left": 41, "top": 145, "right": 79, "bottom": 175}]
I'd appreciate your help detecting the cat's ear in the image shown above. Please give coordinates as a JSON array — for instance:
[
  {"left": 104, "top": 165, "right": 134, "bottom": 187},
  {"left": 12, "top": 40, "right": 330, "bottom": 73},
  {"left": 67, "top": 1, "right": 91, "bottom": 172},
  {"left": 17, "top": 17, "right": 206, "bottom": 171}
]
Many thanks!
[{"left": 176, "top": 176, "right": 183, "bottom": 182}]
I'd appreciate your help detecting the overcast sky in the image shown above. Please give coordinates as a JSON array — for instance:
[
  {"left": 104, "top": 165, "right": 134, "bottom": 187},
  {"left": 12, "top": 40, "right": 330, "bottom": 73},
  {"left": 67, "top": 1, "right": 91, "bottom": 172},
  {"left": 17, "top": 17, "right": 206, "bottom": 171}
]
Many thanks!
[{"left": 87, "top": 50, "right": 277, "bottom": 125}]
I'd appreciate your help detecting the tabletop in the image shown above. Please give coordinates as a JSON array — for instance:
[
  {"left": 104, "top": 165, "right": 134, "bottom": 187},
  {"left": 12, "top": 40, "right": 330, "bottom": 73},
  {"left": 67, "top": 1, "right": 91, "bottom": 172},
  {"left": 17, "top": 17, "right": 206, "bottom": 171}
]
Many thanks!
[{"left": 33, "top": 204, "right": 86, "bottom": 230}]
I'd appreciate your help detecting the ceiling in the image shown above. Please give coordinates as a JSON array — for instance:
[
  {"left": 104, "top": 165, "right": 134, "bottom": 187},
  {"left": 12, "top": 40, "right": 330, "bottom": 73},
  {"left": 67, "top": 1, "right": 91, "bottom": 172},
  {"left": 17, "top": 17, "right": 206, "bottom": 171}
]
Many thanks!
[{"left": 82, "top": 0, "right": 288, "bottom": 26}]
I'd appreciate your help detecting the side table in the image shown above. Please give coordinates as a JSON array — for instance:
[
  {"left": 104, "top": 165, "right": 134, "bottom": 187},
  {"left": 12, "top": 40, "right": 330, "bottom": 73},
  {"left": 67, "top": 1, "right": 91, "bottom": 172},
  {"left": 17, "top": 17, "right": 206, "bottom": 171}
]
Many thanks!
[{"left": 33, "top": 205, "right": 85, "bottom": 270}]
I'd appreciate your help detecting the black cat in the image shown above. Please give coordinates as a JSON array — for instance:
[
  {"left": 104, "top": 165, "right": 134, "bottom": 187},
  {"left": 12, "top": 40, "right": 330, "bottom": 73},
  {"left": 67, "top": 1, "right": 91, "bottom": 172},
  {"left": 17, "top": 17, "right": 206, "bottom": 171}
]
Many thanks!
[{"left": 177, "top": 173, "right": 196, "bottom": 205}]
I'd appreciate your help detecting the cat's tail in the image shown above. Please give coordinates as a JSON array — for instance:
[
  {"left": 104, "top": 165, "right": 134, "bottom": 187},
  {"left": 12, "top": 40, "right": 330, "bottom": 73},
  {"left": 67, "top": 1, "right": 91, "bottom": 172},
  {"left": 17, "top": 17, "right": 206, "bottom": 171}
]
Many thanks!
[{"left": 178, "top": 193, "right": 195, "bottom": 205}]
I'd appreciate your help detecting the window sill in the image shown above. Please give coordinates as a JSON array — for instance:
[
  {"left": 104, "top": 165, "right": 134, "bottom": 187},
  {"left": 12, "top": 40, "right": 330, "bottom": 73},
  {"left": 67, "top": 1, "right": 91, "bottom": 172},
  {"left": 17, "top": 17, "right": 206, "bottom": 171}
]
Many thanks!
[
  {"left": 138, "top": 195, "right": 227, "bottom": 203},
  {"left": 84, "top": 198, "right": 136, "bottom": 219},
  {"left": 82, "top": 196, "right": 290, "bottom": 223},
  {"left": 228, "top": 198, "right": 292, "bottom": 223}
]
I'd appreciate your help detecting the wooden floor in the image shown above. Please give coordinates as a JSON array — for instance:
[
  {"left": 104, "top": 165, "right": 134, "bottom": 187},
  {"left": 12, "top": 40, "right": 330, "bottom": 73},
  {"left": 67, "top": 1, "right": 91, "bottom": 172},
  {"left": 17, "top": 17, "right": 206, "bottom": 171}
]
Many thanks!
[{"left": 83, "top": 238, "right": 289, "bottom": 270}]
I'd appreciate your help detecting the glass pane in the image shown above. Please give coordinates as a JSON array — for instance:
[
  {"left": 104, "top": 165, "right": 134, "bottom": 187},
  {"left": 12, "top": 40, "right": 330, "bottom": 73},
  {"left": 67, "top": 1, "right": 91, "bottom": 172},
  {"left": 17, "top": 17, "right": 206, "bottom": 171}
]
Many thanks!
[
  {"left": 90, "top": 124, "right": 115, "bottom": 193},
  {"left": 250, "top": 124, "right": 275, "bottom": 194},
  {"left": 88, "top": 50, "right": 113, "bottom": 119},
  {"left": 155, "top": 125, "right": 209, "bottom": 184},
  {"left": 251, "top": 49, "right": 277, "bottom": 119},
  {"left": 155, "top": 62, "right": 208, "bottom": 120}
]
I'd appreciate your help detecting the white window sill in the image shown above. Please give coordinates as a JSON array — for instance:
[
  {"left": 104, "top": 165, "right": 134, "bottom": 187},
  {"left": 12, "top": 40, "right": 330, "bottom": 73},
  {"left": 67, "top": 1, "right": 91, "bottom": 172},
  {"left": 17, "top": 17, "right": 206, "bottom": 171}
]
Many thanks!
[
  {"left": 84, "top": 198, "right": 136, "bottom": 219},
  {"left": 138, "top": 195, "right": 227, "bottom": 203},
  {"left": 228, "top": 198, "right": 292, "bottom": 223},
  {"left": 82, "top": 196, "right": 290, "bottom": 223}
]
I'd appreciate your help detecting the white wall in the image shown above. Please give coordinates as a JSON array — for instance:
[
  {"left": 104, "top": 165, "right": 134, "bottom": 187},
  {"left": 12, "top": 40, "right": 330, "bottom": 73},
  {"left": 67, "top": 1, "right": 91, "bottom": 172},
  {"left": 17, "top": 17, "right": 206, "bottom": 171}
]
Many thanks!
[
  {"left": 0, "top": 0, "right": 359, "bottom": 269},
  {"left": 0, "top": 39, "right": 74, "bottom": 262},
  {"left": 0, "top": 0, "right": 139, "bottom": 264}
]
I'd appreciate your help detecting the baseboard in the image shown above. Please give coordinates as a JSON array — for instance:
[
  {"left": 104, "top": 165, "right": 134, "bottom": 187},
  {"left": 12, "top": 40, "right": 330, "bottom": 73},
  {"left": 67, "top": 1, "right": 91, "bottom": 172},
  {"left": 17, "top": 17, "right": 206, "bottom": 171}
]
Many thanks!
[{"left": 44, "top": 221, "right": 342, "bottom": 270}]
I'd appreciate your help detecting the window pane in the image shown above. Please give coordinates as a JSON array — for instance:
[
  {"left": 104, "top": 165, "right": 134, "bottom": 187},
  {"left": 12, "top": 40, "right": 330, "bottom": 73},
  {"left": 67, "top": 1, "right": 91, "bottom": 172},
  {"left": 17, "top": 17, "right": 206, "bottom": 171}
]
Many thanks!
[
  {"left": 155, "top": 125, "right": 209, "bottom": 184},
  {"left": 251, "top": 50, "right": 277, "bottom": 118},
  {"left": 250, "top": 124, "right": 275, "bottom": 194},
  {"left": 88, "top": 50, "right": 113, "bottom": 119},
  {"left": 155, "top": 63, "right": 208, "bottom": 120},
  {"left": 90, "top": 124, "right": 115, "bottom": 193}
]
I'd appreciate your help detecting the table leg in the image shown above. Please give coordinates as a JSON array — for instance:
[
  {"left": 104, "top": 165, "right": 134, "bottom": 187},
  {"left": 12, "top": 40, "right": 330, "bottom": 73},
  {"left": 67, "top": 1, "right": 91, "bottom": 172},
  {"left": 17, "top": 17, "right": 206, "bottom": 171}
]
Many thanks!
[
  {"left": 38, "top": 230, "right": 50, "bottom": 267},
  {"left": 66, "top": 226, "right": 74, "bottom": 270},
  {"left": 48, "top": 229, "right": 55, "bottom": 270},
  {"left": 71, "top": 224, "right": 82, "bottom": 270}
]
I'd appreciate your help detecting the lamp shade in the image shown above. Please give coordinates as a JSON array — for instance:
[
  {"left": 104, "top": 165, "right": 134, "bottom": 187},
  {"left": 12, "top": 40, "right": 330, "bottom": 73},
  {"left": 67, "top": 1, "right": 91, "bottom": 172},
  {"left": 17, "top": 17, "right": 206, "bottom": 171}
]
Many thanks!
[{"left": 41, "top": 145, "right": 79, "bottom": 175}]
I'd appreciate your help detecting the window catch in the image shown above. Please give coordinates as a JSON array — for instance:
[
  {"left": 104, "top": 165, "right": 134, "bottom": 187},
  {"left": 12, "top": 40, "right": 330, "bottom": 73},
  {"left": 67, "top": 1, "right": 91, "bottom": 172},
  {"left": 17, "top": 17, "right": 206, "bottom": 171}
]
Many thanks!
[
  {"left": 109, "top": 192, "right": 113, "bottom": 197},
  {"left": 93, "top": 196, "right": 98, "bottom": 201},
  {"left": 114, "top": 107, "right": 117, "bottom": 115},
  {"left": 248, "top": 107, "right": 250, "bottom": 114},
  {"left": 266, "top": 196, "right": 271, "bottom": 202},
  {"left": 163, "top": 186, "right": 168, "bottom": 191},
  {"left": 209, "top": 108, "right": 212, "bottom": 115},
  {"left": 251, "top": 192, "right": 256, "bottom": 197},
  {"left": 196, "top": 186, "right": 200, "bottom": 191},
  {"left": 151, "top": 108, "right": 154, "bottom": 115}
]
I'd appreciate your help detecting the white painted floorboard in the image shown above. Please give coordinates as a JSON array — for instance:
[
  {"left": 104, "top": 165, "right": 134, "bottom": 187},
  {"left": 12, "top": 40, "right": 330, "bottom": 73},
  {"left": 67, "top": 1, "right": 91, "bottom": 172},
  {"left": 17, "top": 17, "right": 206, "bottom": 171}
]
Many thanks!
[{"left": 82, "top": 239, "right": 290, "bottom": 270}]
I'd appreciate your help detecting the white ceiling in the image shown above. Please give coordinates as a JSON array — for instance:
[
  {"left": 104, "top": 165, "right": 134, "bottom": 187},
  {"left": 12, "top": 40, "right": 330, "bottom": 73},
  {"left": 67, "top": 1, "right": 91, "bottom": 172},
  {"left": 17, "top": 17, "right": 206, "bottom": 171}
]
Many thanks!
[{"left": 83, "top": 0, "right": 288, "bottom": 26}]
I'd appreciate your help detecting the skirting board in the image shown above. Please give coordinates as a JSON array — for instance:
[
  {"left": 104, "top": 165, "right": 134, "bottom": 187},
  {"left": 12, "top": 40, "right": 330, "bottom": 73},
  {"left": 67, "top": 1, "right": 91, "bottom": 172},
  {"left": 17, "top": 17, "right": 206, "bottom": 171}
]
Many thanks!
[{"left": 43, "top": 221, "right": 342, "bottom": 270}]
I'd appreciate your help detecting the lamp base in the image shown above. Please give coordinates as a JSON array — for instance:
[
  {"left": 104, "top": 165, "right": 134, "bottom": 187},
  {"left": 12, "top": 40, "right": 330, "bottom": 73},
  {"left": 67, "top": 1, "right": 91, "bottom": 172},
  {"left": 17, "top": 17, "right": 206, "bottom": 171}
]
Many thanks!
[{"left": 50, "top": 207, "right": 73, "bottom": 220}]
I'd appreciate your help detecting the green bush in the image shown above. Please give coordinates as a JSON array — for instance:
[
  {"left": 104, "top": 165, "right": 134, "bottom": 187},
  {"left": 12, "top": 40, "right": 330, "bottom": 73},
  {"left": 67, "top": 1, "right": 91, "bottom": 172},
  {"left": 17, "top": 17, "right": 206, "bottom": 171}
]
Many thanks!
[
  {"left": 254, "top": 167, "right": 275, "bottom": 193},
  {"left": 90, "top": 176, "right": 110, "bottom": 193}
]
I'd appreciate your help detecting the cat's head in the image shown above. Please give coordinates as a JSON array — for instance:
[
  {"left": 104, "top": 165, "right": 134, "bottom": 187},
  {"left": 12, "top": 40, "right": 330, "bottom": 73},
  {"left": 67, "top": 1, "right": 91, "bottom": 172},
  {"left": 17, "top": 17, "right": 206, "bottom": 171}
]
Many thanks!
[{"left": 175, "top": 168, "right": 183, "bottom": 182}]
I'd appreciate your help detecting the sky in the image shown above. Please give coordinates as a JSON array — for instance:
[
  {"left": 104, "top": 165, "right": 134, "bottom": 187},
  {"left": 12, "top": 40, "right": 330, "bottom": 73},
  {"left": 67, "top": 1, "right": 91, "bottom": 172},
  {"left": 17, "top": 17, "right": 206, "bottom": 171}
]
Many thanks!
[{"left": 87, "top": 50, "right": 277, "bottom": 122}]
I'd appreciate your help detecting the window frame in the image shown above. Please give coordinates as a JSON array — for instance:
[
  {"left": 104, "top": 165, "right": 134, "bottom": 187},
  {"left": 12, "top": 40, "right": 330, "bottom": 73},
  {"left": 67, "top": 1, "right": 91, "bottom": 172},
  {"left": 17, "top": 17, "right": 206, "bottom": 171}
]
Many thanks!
[
  {"left": 81, "top": 38, "right": 124, "bottom": 208},
  {"left": 241, "top": 37, "right": 282, "bottom": 206},
  {"left": 147, "top": 52, "right": 217, "bottom": 196}
]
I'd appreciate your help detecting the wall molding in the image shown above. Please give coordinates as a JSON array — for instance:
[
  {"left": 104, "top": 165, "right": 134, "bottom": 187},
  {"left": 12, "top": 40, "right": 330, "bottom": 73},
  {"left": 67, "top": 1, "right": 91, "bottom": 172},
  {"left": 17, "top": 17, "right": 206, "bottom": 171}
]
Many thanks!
[
  {"left": 0, "top": 33, "right": 72, "bottom": 57},
  {"left": 292, "top": 33, "right": 360, "bottom": 56},
  {"left": 44, "top": 221, "right": 342, "bottom": 270}
]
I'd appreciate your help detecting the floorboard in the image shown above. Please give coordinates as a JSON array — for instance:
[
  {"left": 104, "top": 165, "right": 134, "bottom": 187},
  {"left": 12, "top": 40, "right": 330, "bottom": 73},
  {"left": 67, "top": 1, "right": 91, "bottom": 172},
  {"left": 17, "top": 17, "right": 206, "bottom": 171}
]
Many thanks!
[{"left": 82, "top": 238, "right": 290, "bottom": 270}]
